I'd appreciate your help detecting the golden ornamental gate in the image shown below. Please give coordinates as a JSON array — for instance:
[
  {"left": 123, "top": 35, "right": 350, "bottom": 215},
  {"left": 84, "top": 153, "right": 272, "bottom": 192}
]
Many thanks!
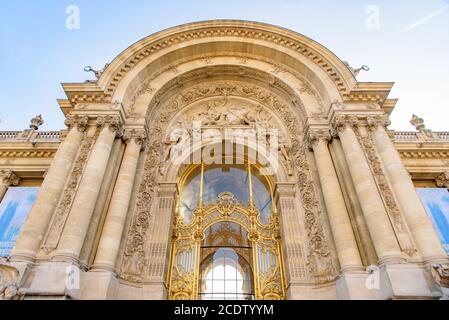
[{"left": 167, "top": 163, "right": 286, "bottom": 300}]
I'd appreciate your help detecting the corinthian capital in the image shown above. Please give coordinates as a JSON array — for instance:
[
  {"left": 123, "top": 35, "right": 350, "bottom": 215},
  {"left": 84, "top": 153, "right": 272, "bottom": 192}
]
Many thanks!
[
  {"left": 307, "top": 129, "right": 331, "bottom": 148},
  {"left": 64, "top": 114, "right": 89, "bottom": 132},
  {"left": 436, "top": 172, "right": 449, "bottom": 189},
  {"left": 367, "top": 115, "right": 391, "bottom": 131},
  {"left": 331, "top": 115, "right": 358, "bottom": 136},
  {"left": 123, "top": 128, "right": 147, "bottom": 147},
  {"left": 0, "top": 170, "right": 20, "bottom": 187},
  {"left": 96, "top": 115, "right": 123, "bottom": 137}
]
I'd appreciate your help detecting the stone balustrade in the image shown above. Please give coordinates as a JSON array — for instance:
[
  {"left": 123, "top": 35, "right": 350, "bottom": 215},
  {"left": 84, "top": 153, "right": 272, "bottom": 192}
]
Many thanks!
[
  {"left": 392, "top": 131, "right": 449, "bottom": 143},
  {"left": 0, "top": 130, "right": 61, "bottom": 142}
]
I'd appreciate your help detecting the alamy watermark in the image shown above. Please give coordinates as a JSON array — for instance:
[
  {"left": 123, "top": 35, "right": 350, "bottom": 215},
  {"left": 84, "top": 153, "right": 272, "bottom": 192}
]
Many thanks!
[{"left": 66, "top": 5, "right": 80, "bottom": 30}]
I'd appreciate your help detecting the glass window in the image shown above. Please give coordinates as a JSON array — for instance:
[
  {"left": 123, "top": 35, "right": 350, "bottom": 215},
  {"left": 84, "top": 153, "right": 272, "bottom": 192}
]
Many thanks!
[
  {"left": 0, "top": 187, "right": 39, "bottom": 256},
  {"left": 417, "top": 188, "right": 449, "bottom": 254},
  {"left": 180, "top": 164, "right": 273, "bottom": 224},
  {"left": 199, "top": 222, "right": 254, "bottom": 300}
]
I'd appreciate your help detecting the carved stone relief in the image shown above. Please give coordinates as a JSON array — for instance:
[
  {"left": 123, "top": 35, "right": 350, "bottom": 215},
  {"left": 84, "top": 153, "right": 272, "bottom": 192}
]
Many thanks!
[
  {"left": 127, "top": 56, "right": 323, "bottom": 121},
  {"left": 353, "top": 116, "right": 417, "bottom": 257},
  {"left": 120, "top": 79, "right": 336, "bottom": 284},
  {"left": 42, "top": 127, "right": 100, "bottom": 254}
]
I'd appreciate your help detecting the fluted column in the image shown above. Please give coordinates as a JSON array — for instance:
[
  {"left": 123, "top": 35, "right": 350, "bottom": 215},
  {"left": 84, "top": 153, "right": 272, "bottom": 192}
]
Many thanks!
[
  {"left": 332, "top": 115, "right": 402, "bottom": 264},
  {"left": 0, "top": 171, "right": 20, "bottom": 202},
  {"left": 54, "top": 115, "right": 123, "bottom": 262},
  {"left": 368, "top": 116, "right": 448, "bottom": 264},
  {"left": 12, "top": 115, "right": 88, "bottom": 261},
  {"left": 308, "top": 129, "right": 363, "bottom": 272},
  {"left": 93, "top": 128, "right": 146, "bottom": 271}
]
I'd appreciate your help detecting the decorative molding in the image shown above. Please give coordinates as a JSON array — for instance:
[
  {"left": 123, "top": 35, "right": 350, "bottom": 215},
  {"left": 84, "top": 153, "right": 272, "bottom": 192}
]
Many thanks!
[
  {"left": 132, "top": 62, "right": 309, "bottom": 124},
  {"left": 103, "top": 26, "right": 350, "bottom": 99},
  {"left": 120, "top": 80, "right": 336, "bottom": 284},
  {"left": 0, "top": 150, "right": 56, "bottom": 158},
  {"left": 398, "top": 151, "right": 449, "bottom": 159}
]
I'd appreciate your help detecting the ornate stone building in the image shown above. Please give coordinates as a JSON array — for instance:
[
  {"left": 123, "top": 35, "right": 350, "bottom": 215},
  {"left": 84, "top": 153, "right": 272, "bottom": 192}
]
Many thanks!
[{"left": 1, "top": 20, "right": 449, "bottom": 300}]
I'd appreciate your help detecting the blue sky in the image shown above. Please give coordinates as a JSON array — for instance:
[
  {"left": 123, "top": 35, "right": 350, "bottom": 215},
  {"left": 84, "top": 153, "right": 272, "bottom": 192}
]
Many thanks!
[{"left": 0, "top": 0, "right": 448, "bottom": 131}]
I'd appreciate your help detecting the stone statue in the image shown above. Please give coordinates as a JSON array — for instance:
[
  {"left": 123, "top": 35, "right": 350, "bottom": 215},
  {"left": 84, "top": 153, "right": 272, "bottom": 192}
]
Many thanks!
[
  {"left": 29, "top": 115, "right": 44, "bottom": 130},
  {"left": 278, "top": 140, "right": 293, "bottom": 176},
  {"left": 410, "top": 114, "right": 433, "bottom": 138},
  {"left": 0, "top": 259, "right": 24, "bottom": 300},
  {"left": 431, "top": 264, "right": 449, "bottom": 300}
]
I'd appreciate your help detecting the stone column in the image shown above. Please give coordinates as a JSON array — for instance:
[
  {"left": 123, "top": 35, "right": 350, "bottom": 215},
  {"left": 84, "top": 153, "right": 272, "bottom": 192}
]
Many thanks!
[
  {"left": 0, "top": 171, "right": 20, "bottom": 202},
  {"left": 92, "top": 128, "right": 146, "bottom": 271},
  {"left": 12, "top": 115, "right": 88, "bottom": 262},
  {"left": 332, "top": 115, "right": 402, "bottom": 264},
  {"left": 308, "top": 129, "right": 363, "bottom": 272},
  {"left": 368, "top": 116, "right": 448, "bottom": 264},
  {"left": 54, "top": 115, "right": 123, "bottom": 262}
]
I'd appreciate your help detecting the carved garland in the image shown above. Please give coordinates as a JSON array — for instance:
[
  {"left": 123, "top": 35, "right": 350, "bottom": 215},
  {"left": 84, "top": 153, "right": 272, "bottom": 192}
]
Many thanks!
[{"left": 120, "top": 80, "right": 335, "bottom": 284}]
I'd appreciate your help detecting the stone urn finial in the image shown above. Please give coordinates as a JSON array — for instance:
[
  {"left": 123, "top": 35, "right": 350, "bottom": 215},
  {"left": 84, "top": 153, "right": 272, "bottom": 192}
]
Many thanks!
[
  {"left": 29, "top": 114, "right": 44, "bottom": 130},
  {"left": 410, "top": 114, "right": 426, "bottom": 131}
]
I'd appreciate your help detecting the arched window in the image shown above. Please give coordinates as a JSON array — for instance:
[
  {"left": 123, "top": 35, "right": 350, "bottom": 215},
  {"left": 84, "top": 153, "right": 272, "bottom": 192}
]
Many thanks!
[
  {"left": 199, "top": 222, "right": 254, "bottom": 300},
  {"left": 179, "top": 164, "right": 273, "bottom": 224}
]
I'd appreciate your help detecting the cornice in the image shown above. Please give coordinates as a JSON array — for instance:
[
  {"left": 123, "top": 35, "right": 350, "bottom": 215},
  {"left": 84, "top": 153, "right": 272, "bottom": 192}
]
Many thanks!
[{"left": 61, "top": 21, "right": 394, "bottom": 112}]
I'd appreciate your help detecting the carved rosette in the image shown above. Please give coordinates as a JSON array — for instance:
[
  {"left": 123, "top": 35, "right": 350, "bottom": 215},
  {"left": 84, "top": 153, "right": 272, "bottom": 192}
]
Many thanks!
[
  {"left": 64, "top": 114, "right": 89, "bottom": 132},
  {"left": 120, "top": 81, "right": 335, "bottom": 284},
  {"left": 123, "top": 128, "right": 148, "bottom": 148},
  {"left": 0, "top": 170, "right": 20, "bottom": 187},
  {"left": 436, "top": 172, "right": 449, "bottom": 189},
  {"left": 96, "top": 115, "right": 124, "bottom": 137}
]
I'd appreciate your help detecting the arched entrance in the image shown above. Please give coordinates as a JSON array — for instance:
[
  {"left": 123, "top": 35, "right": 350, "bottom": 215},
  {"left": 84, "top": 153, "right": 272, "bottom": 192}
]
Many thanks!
[{"left": 168, "top": 161, "right": 286, "bottom": 300}]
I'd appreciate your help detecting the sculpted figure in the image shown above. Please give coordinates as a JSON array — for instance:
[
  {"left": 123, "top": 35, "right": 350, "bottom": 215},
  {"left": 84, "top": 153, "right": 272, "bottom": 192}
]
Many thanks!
[{"left": 278, "top": 140, "right": 293, "bottom": 176}]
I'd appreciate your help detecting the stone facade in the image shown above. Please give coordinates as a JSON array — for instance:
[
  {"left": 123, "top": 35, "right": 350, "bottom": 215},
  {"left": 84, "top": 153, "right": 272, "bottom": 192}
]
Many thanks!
[{"left": 0, "top": 20, "right": 448, "bottom": 300}]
